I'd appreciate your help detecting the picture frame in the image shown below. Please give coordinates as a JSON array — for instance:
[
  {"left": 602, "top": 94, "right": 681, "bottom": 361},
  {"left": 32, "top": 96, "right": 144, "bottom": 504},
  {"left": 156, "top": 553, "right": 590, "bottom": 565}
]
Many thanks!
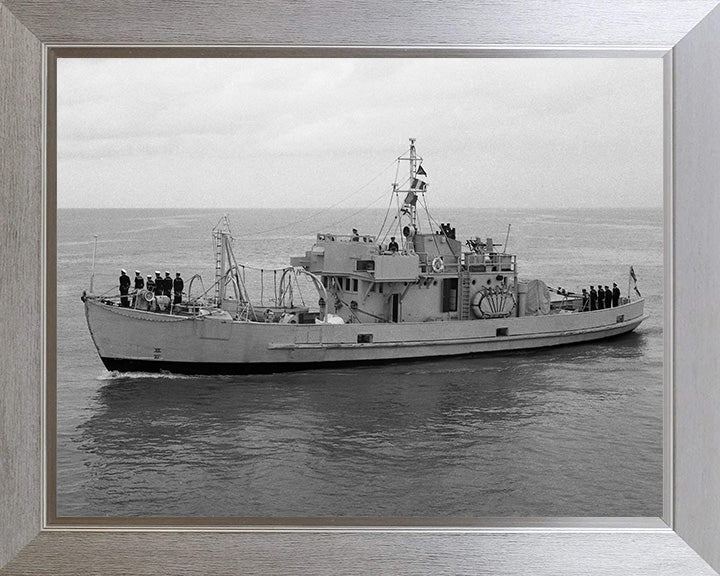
[{"left": 2, "top": 1, "right": 720, "bottom": 574}]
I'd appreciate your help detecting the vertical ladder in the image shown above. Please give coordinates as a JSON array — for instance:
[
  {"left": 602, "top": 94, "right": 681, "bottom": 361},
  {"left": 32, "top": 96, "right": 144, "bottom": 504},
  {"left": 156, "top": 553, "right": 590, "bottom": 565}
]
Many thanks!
[
  {"left": 459, "top": 271, "right": 472, "bottom": 320},
  {"left": 213, "top": 231, "right": 223, "bottom": 305}
]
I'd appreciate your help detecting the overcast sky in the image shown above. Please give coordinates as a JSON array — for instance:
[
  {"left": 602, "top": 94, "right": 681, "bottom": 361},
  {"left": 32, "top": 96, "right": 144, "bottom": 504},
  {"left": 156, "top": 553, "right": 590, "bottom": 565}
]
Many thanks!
[{"left": 58, "top": 58, "right": 662, "bottom": 209}]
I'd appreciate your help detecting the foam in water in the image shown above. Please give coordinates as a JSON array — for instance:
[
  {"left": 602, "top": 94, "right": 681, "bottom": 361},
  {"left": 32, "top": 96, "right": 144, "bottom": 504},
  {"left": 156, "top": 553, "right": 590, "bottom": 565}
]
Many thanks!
[{"left": 97, "top": 370, "right": 196, "bottom": 381}]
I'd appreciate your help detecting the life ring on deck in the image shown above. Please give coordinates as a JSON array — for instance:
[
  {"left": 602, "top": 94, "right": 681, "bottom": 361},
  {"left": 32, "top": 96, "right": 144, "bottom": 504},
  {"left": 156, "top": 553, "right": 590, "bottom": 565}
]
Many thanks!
[
  {"left": 431, "top": 257, "right": 445, "bottom": 273},
  {"left": 143, "top": 290, "right": 154, "bottom": 302},
  {"left": 471, "top": 291, "right": 484, "bottom": 319}
]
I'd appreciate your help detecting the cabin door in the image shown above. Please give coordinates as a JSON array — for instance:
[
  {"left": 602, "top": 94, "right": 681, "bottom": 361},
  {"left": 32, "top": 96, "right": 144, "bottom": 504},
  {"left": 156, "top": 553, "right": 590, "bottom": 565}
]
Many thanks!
[{"left": 391, "top": 294, "right": 400, "bottom": 323}]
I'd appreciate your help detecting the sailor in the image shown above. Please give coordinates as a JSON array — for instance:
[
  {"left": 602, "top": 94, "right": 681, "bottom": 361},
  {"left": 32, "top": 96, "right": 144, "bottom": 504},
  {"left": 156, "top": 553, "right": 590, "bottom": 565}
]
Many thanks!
[
  {"left": 597, "top": 285, "right": 605, "bottom": 309},
  {"left": 163, "top": 271, "right": 172, "bottom": 297},
  {"left": 388, "top": 236, "right": 399, "bottom": 252},
  {"left": 612, "top": 283, "right": 621, "bottom": 307},
  {"left": 154, "top": 271, "right": 163, "bottom": 296},
  {"left": 146, "top": 274, "right": 155, "bottom": 293},
  {"left": 119, "top": 269, "right": 131, "bottom": 307},
  {"left": 604, "top": 285, "right": 612, "bottom": 309},
  {"left": 173, "top": 272, "right": 184, "bottom": 304},
  {"left": 589, "top": 286, "right": 597, "bottom": 311},
  {"left": 581, "top": 288, "right": 589, "bottom": 311},
  {"left": 131, "top": 271, "right": 144, "bottom": 307},
  {"left": 351, "top": 228, "right": 360, "bottom": 242}
]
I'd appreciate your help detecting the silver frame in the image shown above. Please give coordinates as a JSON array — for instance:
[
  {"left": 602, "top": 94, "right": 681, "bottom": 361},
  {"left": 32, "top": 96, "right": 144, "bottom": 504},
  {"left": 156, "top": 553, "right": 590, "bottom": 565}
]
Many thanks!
[{"left": 2, "top": 2, "right": 720, "bottom": 574}]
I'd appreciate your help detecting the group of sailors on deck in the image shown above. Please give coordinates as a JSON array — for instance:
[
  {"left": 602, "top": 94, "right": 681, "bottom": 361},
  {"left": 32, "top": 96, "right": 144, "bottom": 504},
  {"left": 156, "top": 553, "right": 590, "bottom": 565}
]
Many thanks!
[
  {"left": 554, "top": 283, "right": 623, "bottom": 312},
  {"left": 118, "top": 269, "right": 184, "bottom": 309},
  {"left": 580, "top": 283, "right": 621, "bottom": 311}
]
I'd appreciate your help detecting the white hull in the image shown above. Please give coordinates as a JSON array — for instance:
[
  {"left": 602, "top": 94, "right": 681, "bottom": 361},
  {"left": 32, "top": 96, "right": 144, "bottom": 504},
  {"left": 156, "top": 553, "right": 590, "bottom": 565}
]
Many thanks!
[{"left": 84, "top": 298, "right": 647, "bottom": 374}]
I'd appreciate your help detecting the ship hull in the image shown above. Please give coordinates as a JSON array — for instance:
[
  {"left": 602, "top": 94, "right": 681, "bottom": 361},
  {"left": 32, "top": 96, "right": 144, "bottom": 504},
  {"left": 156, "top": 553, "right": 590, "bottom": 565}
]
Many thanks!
[{"left": 84, "top": 298, "right": 647, "bottom": 375}]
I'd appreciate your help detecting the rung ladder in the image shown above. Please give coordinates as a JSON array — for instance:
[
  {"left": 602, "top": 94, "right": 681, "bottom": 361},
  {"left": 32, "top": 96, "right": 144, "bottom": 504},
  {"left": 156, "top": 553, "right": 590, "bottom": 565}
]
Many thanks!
[{"left": 459, "top": 271, "right": 472, "bottom": 320}]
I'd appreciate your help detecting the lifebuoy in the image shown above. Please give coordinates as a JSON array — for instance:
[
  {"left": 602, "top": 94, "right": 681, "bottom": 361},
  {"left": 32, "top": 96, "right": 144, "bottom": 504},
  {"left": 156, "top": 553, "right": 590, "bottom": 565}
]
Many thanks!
[
  {"left": 470, "top": 291, "right": 484, "bottom": 319},
  {"left": 143, "top": 290, "right": 154, "bottom": 302},
  {"left": 431, "top": 257, "right": 444, "bottom": 273}
]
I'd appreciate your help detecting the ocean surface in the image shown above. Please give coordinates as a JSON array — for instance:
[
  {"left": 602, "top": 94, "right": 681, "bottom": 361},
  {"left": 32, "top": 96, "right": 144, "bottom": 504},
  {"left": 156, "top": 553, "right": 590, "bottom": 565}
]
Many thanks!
[{"left": 57, "top": 207, "right": 663, "bottom": 518}]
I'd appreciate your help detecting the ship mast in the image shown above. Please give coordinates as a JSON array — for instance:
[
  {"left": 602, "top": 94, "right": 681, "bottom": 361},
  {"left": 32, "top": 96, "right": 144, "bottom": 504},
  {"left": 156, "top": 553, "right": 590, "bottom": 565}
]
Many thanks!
[
  {"left": 407, "top": 138, "right": 419, "bottom": 230},
  {"left": 393, "top": 137, "right": 425, "bottom": 247}
]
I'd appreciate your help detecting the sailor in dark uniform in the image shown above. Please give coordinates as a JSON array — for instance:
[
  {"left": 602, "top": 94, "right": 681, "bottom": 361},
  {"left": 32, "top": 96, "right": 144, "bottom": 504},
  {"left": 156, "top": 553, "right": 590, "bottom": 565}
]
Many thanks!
[
  {"left": 119, "top": 269, "right": 131, "bottom": 307},
  {"left": 146, "top": 274, "right": 155, "bottom": 293},
  {"left": 597, "top": 285, "right": 605, "bottom": 309},
  {"left": 388, "top": 237, "right": 399, "bottom": 252},
  {"left": 163, "top": 271, "right": 172, "bottom": 297},
  {"left": 589, "top": 286, "right": 597, "bottom": 311},
  {"left": 154, "top": 271, "right": 163, "bottom": 296},
  {"left": 173, "top": 272, "right": 184, "bottom": 304},
  {"left": 581, "top": 288, "right": 589, "bottom": 311},
  {"left": 612, "top": 283, "right": 621, "bottom": 307},
  {"left": 604, "top": 285, "right": 612, "bottom": 309}
]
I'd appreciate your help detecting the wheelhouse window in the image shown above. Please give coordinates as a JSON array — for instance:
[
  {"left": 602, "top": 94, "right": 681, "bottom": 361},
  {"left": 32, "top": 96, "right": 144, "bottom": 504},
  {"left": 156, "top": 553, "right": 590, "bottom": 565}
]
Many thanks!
[{"left": 356, "top": 260, "right": 375, "bottom": 271}]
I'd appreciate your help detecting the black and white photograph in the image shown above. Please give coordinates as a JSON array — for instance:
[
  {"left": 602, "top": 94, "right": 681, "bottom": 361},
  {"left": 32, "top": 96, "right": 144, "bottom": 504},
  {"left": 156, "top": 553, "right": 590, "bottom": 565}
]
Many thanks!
[{"left": 56, "top": 57, "right": 663, "bottom": 519}]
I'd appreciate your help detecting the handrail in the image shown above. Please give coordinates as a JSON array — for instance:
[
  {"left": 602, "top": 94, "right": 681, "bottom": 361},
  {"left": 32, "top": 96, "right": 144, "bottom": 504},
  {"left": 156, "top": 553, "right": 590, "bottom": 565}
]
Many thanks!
[{"left": 317, "top": 233, "right": 376, "bottom": 243}]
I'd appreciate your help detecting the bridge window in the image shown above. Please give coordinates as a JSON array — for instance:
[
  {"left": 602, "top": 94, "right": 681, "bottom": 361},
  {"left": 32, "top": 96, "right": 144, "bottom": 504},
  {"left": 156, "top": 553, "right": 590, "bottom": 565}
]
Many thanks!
[{"left": 357, "top": 260, "right": 375, "bottom": 271}]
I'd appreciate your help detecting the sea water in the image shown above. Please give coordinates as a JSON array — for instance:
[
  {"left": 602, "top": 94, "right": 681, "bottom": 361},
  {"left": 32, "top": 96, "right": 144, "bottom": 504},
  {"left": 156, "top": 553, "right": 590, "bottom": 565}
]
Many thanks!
[{"left": 57, "top": 207, "right": 663, "bottom": 517}]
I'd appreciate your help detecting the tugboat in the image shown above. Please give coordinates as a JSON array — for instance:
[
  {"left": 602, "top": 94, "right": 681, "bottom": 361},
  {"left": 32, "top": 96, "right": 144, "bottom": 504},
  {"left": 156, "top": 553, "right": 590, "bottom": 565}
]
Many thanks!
[{"left": 82, "top": 139, "right": 647, "bottom": 374}]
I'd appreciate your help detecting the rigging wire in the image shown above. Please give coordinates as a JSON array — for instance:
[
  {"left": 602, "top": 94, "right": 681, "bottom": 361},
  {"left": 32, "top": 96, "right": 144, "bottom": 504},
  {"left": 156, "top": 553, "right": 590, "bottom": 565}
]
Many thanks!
[
  {"left": 420, "top": 193, "right": 442, "bottom": 257},
  {"left": 375, "top": 192, "right": 397, "bottom": 246},
  {"left": 246, "top": 148, "right": 409, "bottom": 238},
  {"left": 419, "top": 193, "right": 458, "bottom": 259},
  {"left": 316, "top": 185, "right": 394, "bottom": 233}
]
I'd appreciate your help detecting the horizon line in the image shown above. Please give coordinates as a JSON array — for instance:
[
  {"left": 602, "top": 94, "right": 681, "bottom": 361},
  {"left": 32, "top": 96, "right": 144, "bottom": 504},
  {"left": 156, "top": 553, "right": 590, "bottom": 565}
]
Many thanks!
[{"left": 57, "top": 205, "right": 664, "bottom": 210}]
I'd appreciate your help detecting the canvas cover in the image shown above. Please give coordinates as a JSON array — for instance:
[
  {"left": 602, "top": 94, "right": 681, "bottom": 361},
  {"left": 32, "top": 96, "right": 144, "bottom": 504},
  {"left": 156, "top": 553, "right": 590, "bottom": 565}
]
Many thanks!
[{"left": 525, "top": 279, "right": 551, "bottom": 316}]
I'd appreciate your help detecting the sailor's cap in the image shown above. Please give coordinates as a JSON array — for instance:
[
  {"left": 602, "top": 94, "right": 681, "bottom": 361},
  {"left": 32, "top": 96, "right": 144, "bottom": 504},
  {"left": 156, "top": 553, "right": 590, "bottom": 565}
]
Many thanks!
[
  {"left": 121, "top": 269, "right": 127, "bottom": 274},
  {"left": 155, "top": 271, "right": 160, "bottom": 275},
  {"left": 165, "top": 271, "right": 170, "bottom": 275},
  {"left": 135, "top": 270, "right": 140, "bottom": 274}
]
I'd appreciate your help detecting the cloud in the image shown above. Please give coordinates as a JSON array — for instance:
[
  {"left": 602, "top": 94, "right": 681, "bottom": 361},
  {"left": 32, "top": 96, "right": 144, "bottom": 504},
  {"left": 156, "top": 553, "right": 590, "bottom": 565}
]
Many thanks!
[{"left": 58, "top": 58, "right": 662, "bottom": 209}]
